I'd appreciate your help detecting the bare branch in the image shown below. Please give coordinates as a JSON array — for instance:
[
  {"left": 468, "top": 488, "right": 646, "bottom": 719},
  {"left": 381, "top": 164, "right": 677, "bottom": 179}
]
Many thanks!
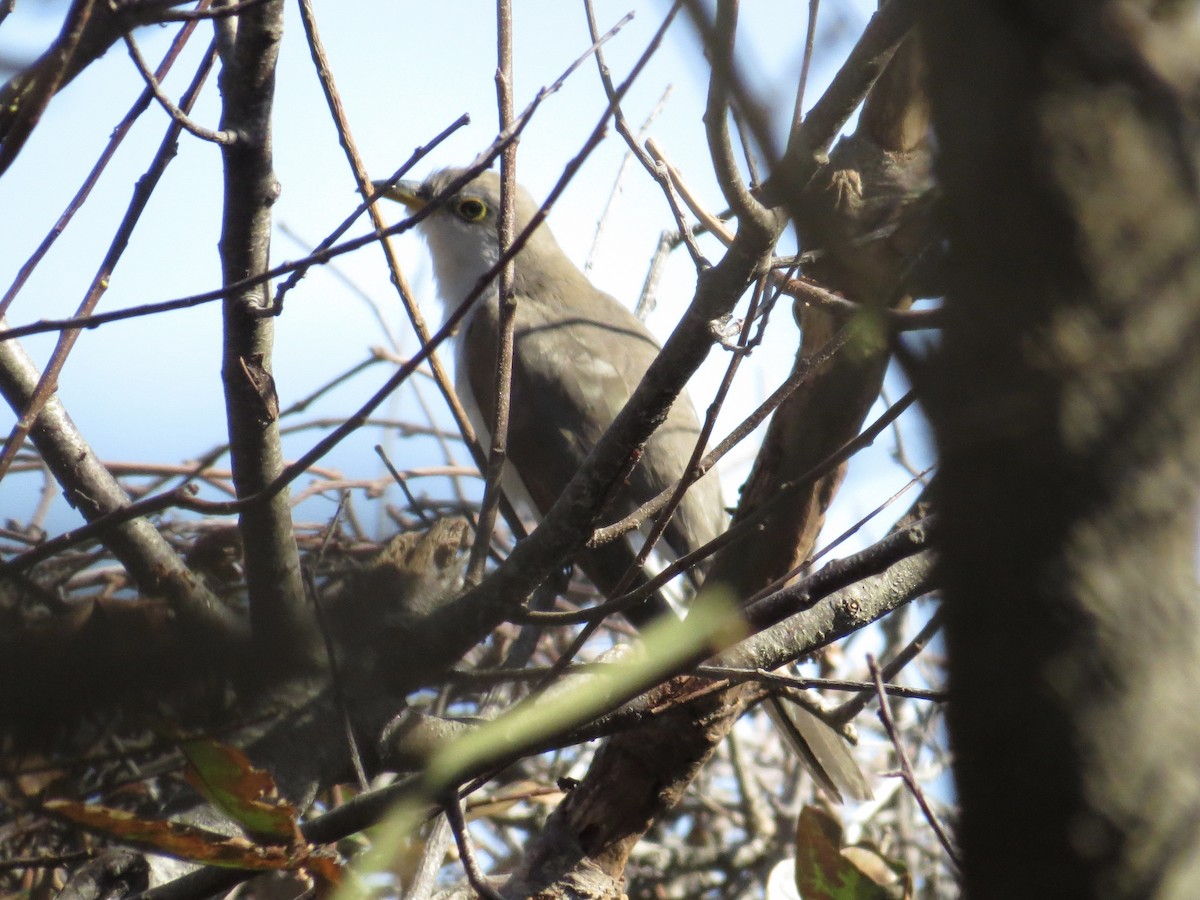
[{"left": 215, "top": 0, "right": 312, "bottom": 661}]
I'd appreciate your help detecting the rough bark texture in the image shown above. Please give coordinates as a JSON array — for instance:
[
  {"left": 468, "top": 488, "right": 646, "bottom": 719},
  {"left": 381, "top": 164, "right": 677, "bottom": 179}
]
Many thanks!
[
  {"left": 919, "top": 3, "right": 1200, "bottom": 897},
  {"left": 217, "top": 0, "right": 314, "bottom": 666}
]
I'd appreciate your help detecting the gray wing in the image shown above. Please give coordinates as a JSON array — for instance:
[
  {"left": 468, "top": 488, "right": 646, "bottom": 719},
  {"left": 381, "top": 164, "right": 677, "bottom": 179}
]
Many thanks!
[{"left": 461, "top": 284, "right": 724, "bottom": 617}]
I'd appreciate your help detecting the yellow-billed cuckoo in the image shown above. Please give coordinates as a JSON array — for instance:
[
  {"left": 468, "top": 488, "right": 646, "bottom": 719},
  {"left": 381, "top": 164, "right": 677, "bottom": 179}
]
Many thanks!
[
  {"left": 376, "top": 167, "right": 723, "bottom": 622},
  {"left": 376, "top": 167, "right": 870, "bottom": 802}
]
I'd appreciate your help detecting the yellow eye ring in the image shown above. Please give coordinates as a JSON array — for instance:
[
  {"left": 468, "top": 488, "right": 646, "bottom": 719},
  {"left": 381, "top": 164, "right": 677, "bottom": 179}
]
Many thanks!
[{"left": 456, "top": 198, "right": 488, "bottom": 222}]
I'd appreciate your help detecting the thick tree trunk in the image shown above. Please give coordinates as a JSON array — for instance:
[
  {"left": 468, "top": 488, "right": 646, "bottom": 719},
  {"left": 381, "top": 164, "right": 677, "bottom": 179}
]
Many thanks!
[{"left": 919, "top": 3, "right": 1200, "bottom": 897}]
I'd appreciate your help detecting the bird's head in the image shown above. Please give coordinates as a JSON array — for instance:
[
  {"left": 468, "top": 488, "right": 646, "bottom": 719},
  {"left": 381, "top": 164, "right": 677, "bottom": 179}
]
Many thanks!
[{"left": 374, "top": 168, "right": 566, "bottom": 308}]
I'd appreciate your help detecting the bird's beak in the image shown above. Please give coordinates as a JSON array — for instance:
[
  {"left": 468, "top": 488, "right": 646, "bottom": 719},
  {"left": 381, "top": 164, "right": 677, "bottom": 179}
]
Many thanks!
[{"left": 372, "top": 179, "right": 426, "bottom": 212}]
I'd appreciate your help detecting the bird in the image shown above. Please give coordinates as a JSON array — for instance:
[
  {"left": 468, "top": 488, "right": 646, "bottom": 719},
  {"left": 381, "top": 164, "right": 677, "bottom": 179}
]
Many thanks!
[
  {"left": 374, "top": 167, "right": 725, "bottom": 624},
  {"left": 376, "top": 168, "right": 872, "bottom": 804}
]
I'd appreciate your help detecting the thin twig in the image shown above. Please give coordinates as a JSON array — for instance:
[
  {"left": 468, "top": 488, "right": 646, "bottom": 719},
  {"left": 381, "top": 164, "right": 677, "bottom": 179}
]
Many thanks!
[
  {"left": 590, "top": 326, "right": 860, "bottom": 548},
  {"left": 790, "top": 0, "right": 821, "bottom": 132},
  {"left": 376, "top": 445, "right": 435, "bottom": 525},
  {"left": 153, "top": 0, "right": 269, "bottom": 21},
  {"left": 585, "top": 84, "right": 674, "bottom": 274},
  {"left": 691, "top": 0, "right": 772, "bottom": 226},
  {"left": 646, "top": 137, "right": 735, "bottom": 246},
  {"left": 833, "top": 607, "right": 943, "bottom": 724},
  {"left": 584, "top": 0, "right": 703, "bottom": 267},
  {"left": 869, "top": 654, "right": 960, "bottom": 867},
  {"left": 742, "top": 466, "right": 930, "bottom": 608},
  {"left": 304, "top": 496, "right": 369, "bottom": 789},
  {"left": 402, "top": 813, "right": 453, "bottom": 900},
  {"left": 468, "top": 0, "right": 519, "bottom": 585},
  {"left": 607, "top": 270, "right": 764, "bottom": 598},
  {"left": 780, "top": 273, "right": 944, "bottom": 330},
  {"left": 122, "top": 31, "right": 233, "bottom": 143},
  {"left": 276, "top": 223, "right": 400, "bottom": 348},
  {"left": 444, "top": 794, "right": 504, "bottom": 900},
  {"left": 0, "top": 850, "right": 95, "bottom": 872},
  {"left": 689, "top": 665, "right": 946, "bottom": 702}
]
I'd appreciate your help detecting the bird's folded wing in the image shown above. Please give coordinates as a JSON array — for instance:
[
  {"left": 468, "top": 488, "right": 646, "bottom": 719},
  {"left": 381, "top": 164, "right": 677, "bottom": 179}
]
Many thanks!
[{"left": 463, "top": 293, "right": 721, "bottom": 557}]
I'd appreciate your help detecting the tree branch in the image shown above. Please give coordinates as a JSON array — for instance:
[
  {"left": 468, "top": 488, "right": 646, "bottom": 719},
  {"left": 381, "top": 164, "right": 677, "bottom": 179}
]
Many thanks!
[{"left": 215, "top": 0, "right": 313, "bottom": 664}]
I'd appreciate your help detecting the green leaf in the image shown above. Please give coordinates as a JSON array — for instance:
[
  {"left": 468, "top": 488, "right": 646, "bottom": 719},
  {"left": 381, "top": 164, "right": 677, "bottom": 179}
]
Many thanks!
[{"left": 181, "top": 738, "right": 298, "bottom": 843}]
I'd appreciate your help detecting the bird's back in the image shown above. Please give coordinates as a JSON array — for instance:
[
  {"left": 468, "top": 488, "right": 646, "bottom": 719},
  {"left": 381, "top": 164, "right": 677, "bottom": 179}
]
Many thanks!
[{"left": 462, "top": 243, "right": 724, "bottom": 608}]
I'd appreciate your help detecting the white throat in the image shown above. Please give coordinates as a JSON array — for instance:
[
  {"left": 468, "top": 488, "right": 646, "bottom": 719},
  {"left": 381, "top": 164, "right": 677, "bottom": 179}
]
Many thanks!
[{"left": 421, "top": 221, "right": 501, "bottom": 324}]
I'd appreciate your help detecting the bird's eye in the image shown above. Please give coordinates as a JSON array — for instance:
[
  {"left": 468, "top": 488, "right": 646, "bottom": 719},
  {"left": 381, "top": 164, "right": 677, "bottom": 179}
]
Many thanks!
[{"left": 456, "top": 198, "right": 488, "bottom": 222}]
